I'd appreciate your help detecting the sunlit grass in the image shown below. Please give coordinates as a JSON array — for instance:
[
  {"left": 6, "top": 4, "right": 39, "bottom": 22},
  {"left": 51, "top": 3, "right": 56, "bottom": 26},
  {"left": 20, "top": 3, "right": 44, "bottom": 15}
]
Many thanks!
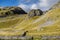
[{"left": 0, "top": 7, "right": 60, "bottom": 39}]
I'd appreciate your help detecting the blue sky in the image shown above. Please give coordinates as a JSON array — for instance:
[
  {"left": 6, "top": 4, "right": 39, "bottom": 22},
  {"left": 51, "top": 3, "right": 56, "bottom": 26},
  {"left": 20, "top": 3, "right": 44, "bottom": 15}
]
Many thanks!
[
  {"left": 0, "top": 0, "right": 59, "bottom": 11},
  {"left": 0, "top": 0, "right": 39, "bottom": 6},
  {"left": 0, "top": 0, "right": 20, "bottom": 6}
]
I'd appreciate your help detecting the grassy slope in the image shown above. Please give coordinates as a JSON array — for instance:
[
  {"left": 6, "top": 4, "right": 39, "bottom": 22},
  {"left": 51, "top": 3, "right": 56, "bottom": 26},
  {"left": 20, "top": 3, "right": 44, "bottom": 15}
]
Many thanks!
[
  {"left": 27, "top": 8, "right": 60, "bottom": 36},
  {"left": 0, "top": 7, "right": 60, "bottom": 37},
  {"left": 0, "top": 14, "right": 26, "bottom": 29},
  {"left": 0, "top": 3, "right": 60, "bottom": 36},
  {"left": 0, "top": 16, "right": 40, "bottom": 36}
]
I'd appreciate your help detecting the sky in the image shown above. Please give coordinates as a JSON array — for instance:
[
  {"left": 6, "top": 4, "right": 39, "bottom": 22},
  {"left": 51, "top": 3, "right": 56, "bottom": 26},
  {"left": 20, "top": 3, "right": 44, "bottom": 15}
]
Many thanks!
[{"left": 0, "top": 0, "right": 59, "bottom": 12}]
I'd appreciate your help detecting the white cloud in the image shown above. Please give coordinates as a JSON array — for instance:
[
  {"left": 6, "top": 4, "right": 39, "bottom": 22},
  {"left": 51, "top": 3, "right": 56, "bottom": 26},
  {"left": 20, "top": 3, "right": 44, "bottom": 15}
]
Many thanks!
[
  {"left": 25, "top": 0, "right": 31, "bottom": 3},
  {"left": 40, "top": 0, "right": 47, "bottom": 2},
  {"left": 18, "top": 4, "right": 27, "bottom": 9},
  {"left": 39, "top": 3, "right": 48, "bottom": 7},
  {"left": 18, "top": 0, "right": 59, "bottom": 11},
  {"left": 30, "top": 4, "right": 39, "bottom": 9},
  {"left": 39, "top": 0, "right": 48, "bottom": 7},
  {"left": 30, "top": 0, "right": 49, "bottom": 10},
  {"left": 18, "top": 4, "right": 30, "bottom": 12}
]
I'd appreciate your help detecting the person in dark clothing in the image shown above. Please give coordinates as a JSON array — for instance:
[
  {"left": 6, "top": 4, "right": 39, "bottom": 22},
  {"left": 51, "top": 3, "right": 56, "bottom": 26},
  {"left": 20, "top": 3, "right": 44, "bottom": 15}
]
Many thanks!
[
  {"left": 22, "top": 31, "right": 28, "bottom": 37},
  {"left": 31, "top": 36, "right": 33, "bottom": 40}
]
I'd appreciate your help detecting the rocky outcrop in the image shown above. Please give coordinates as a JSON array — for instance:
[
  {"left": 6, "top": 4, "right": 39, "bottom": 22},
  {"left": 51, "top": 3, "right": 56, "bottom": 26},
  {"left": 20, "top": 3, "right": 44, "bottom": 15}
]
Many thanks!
[
  {"left": 10, "top": 7, "right": 27, "bottom": 14},
  {"left": 28, "top": 9, "right": 43, "bottom": 17},
  {"left": 0, "top": 7, "right": 27, "bottom": 17}
]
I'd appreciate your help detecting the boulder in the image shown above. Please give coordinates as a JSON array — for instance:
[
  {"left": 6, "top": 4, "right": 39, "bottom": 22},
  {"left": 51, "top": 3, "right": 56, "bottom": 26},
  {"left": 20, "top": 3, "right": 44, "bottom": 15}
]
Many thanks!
[{"left": 28, "top": 9, "right": 43, "bottom": 17}]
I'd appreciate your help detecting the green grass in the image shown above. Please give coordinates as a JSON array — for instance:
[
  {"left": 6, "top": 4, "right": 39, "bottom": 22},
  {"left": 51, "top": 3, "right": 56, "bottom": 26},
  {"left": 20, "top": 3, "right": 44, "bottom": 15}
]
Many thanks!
[
  {"left": 0, "top": 8, "right": 60, "bottom": 36},
  {"left": 0, "top": 6, "right": 60, "bottom": 40},
  {"left": 0, "top": 18, "right": 19, "bottom": 28},
  {"left": 0, "top": 14, "right": 27, "bottom": 29}
]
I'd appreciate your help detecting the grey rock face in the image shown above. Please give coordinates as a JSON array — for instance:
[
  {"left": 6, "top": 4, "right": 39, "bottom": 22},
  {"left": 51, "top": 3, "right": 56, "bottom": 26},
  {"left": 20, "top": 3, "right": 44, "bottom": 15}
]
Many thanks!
[{"left": 28, "top": 9, "right": 43, "bottom": 17}]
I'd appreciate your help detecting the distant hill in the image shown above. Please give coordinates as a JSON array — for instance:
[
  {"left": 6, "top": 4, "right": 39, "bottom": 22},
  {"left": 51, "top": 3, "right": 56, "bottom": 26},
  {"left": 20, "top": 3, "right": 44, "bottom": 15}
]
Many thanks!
[
  {"left": 0, "top": 7, "right": 27, "bottom": 17},
  {"left": 52, "top": 1, "right": 60, "bottom": 8},
  {"left": 48, "top": 1, "right": 60, "bottom": 10}
]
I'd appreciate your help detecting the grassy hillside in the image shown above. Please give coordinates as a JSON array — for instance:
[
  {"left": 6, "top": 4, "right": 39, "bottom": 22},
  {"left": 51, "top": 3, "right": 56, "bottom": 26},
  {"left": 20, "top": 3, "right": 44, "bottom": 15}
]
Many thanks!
[
  {"left": 0, "top": 2, "right": 60, "bottom": 40},
  {"left": 0, "top": 14, "right": 26, "bottom": 29},
  {"left": 0, "top": 8, "right": 60, "bottom": 37},
  {"left": 27, "top": 8, "right": 60, "bottom": 35}
]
